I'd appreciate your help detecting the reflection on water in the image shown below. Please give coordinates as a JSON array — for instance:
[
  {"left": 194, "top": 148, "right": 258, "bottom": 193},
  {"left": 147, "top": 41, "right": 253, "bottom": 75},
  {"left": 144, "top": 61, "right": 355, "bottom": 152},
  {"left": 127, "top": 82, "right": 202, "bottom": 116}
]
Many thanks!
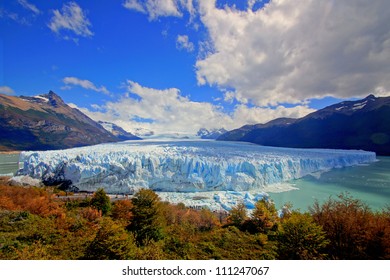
[{"left": 270, "top": 156, "right": 390, "bottom": 211}]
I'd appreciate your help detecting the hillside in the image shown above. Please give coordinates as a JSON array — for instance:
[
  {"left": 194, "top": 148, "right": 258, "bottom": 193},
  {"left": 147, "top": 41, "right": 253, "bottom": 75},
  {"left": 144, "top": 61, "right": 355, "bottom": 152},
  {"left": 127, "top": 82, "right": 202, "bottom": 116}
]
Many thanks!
[
  {"left": 218, "top": 95, "right": 390, "bottom": 155},
  {"left": 0, "top": 91, "right": 119, "bottom": 151},
  {"left": 98, "top": 121, "right": 141, "bottom": 141}
]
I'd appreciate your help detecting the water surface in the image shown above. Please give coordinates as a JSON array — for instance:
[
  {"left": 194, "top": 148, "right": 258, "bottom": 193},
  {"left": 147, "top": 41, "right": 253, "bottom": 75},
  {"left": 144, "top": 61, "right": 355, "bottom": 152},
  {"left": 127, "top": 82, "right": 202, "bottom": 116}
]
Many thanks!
[
  {"left": 270, "top": 156, "right": 390, "bottom": 211},
  {"left": 0, "top": 153, "right": 20, "bottom": 176}
]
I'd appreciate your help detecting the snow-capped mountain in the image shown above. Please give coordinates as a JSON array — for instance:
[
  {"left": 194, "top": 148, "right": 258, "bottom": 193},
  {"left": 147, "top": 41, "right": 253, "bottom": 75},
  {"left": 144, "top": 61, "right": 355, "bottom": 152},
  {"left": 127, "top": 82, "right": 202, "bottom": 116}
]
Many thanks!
[
  {"left": 197, "top": 128, "right": 228, "bottom": 139},
  {"left": 219, "top": 95, "right": 390, "bottom": 155},
  {"left": 0, "top": 91, "right": 118, "bottom": 151},
  {"left": 98, "top": 121, "right": 141, "bottom": 140},
  {"left": 127, "top": 127, "right": 155, "bottom": 138}
]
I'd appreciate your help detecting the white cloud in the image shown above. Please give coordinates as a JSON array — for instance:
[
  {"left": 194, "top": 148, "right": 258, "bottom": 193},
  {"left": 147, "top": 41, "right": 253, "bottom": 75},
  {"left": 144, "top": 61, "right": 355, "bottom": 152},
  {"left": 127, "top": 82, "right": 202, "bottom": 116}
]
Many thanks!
[
  {"left": 123, "top": 0, "right": 195, "bottom": 20},
  {"left": 62, "top": 77, "right": 110, "bottom": 95},
  {"left": 123, "top": 0, "right": 146, "bottom": 13},
  {"left": 74, "top": 81, "right": 313, "bottom": 135},
  {"left": 18, "top": 0, "right": 41, "bottom": 15},
  {"left": 232, "top": 104, "right": 314, "bottom": 126},
  {"left": 0, "top": 86, "right": 15, "bottom": 95},
  {"left": 48, "top": 2, "right": 93, "bottom": 38},
  {"left": 176, "top": 34, "right": 194, "bottom": 52},
  {"left": 195, "top": 0, "right": 390, "bottom": 106}
]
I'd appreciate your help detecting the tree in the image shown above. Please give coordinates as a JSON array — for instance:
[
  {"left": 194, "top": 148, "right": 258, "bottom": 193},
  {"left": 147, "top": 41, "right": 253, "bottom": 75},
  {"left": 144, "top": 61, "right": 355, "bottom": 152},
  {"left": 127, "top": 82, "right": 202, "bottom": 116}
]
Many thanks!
[
  {"left": 277, "top": 212, "right": 329, "bottom": 260},
  {"left": 111, "top": 200, "right": 133, "bottom": 222},
  {"left": 244, "top": 198, "right": 279, "bottom": 234},
  {"left": 90, "top": 188, "right": 111, "bottom": 215},
  {"left": 127, "top": 189, "right": 165, "bottom": 246},
  {"left": 227, "top": 201, "right": 247, "bottom": 229},
  {"left": 310, "top": 193, "right": 390, "bottom": 259},
  {"left": 84, "top": 217, "right": 136, "bottom": 260}
]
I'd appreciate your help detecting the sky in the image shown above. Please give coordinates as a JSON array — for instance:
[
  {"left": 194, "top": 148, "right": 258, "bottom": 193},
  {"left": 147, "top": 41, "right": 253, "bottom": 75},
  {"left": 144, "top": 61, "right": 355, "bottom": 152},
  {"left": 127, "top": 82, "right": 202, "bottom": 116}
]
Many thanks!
[{"left": 1, "top": 0, "right": 389, "bottom": 135}]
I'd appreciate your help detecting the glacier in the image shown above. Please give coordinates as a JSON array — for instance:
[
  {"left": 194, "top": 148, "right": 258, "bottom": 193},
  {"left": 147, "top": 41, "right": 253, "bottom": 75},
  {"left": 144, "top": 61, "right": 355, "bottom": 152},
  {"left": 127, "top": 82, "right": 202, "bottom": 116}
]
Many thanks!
[{"left": 16, "top": 140, "right": 376, "bottom": 198}]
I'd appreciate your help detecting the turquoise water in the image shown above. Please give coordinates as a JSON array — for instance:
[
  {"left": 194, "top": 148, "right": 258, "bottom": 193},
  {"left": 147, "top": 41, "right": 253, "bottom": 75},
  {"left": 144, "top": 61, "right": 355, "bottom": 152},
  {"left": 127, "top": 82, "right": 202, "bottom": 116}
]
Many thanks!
[
  {"left": 0, "top": 153, "right": 20, "bottom": 176},
  {"left": 270, "top": 156, "right": 390, "bottom": 212}
]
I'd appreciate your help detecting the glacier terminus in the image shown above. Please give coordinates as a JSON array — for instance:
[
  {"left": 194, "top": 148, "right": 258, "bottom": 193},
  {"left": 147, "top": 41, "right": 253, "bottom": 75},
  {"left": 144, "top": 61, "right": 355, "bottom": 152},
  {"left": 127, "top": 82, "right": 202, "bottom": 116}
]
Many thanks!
[{"left": 16, "top": 140, "right": 376, "bottom": 197}]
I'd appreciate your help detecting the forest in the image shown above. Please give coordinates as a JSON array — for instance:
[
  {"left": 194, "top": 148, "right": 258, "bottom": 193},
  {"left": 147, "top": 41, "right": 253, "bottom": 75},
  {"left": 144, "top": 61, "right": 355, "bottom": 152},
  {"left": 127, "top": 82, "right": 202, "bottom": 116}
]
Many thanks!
[{"left": 0, "top": 177, "right": 389, "bottom": 260}]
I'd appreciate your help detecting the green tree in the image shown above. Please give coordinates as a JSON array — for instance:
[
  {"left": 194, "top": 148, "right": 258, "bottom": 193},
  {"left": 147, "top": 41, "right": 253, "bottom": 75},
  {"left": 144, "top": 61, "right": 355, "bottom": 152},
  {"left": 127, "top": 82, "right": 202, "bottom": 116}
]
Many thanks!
[
  {"left": 127, "top": 189, "right": 165, "bottom": 246},
  {"left": 227, "top": 201, "right": 247, "bottom": 228},
  {"left": 277, "top": 212, "right": 329, "bottom": 260},
  {"left": 84, "top": 217, "right": 136, "bottom": 260},
  {"left": 90, "top": 188, "right": 111, "bottom": 215},
  {"left": 244, "top": 198, "right": 279, "bottom": 234}
]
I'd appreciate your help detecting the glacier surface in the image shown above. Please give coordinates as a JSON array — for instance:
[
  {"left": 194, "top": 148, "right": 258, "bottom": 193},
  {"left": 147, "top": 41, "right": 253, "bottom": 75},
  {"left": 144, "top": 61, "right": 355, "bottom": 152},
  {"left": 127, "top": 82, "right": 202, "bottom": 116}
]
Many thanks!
[{"left": 16, "top": 140, "right": 376, "bottom": 196}]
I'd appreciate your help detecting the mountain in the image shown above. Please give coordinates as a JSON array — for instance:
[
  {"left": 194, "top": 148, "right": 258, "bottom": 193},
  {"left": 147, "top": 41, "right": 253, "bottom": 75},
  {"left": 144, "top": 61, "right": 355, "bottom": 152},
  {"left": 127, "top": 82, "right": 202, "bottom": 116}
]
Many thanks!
[
  {"left": 127, "top": 127, "right": 155, "bottom": 138},
  {"left": 98, "top": 121, "right": 141, "bottom": 141},
  {"left": 218, "top": 95, "right": 390, "bottom": 155},
  {"left": 0, "top": 91, "right": 120, "bottom": 151},
  {"left": 197, "top": 128, "right": 228, "bottom": 139}
]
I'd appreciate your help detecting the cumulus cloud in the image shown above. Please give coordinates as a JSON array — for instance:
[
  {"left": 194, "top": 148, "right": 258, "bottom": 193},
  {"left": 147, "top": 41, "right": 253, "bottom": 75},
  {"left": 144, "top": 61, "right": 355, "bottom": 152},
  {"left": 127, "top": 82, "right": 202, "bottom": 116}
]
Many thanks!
[
  {"left": 18, "top": 0, "right": 40, "bottom": 15},
  {"left": 0, "top": 86, "right": 15, "bottom": 95},
  {"left": 75, "top": 81, "right": 313, "bottom": 135},
  {"left": 48, "top": 2, "right": 93, "bottom": 38},
  {"left": 123, "top": 0, "right": 195, "bottom": 20},
  {"left": 232, "top": 104, "right": 314, "bottom": 126},
  {"left": 62, "top": 77, "right": 110, "bottom": 95},
  {"left": 196, "top": 0, "right": 390, "bottom": 106},
  {"left": 176, "top": 35, "right": 194, "bottom": 52}
]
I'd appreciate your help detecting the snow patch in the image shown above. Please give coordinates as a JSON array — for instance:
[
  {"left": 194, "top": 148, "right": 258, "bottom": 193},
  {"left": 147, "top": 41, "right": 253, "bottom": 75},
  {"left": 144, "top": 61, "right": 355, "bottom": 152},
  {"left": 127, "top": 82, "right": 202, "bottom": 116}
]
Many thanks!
[
  {"left": 352, "top": 101, "right": 367, "bottom": 110},
  {"left": 34, "top": 95, "right": 49, "bottom": 102},
  {"left": 99, "top": 122, "right": 114, "bottom": 133}
]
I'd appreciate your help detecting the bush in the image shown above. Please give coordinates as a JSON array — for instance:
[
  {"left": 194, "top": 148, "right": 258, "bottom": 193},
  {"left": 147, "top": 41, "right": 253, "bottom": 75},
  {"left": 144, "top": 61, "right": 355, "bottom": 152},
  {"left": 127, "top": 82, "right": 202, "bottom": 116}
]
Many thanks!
[{"left": 277, "top": 212, "right": 329, "bottom": 259}]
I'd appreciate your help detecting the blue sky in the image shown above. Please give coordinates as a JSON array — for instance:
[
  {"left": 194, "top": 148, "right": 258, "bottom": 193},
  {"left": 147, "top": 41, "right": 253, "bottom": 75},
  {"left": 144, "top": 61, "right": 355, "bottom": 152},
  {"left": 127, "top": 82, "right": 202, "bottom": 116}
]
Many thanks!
[{"left": 1, "top": 0, "right": 389, "bottom": 135}]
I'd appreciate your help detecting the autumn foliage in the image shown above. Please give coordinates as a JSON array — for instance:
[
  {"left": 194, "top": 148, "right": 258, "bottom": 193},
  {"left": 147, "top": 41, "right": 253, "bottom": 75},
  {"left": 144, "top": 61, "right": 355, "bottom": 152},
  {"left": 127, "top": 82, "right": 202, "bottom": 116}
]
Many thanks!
[
  {"left": 0, "top": 184, "right": 64, "bottom": 218},
  {"left": 0, "top": 180, "right": 389, "bottom": 260}
]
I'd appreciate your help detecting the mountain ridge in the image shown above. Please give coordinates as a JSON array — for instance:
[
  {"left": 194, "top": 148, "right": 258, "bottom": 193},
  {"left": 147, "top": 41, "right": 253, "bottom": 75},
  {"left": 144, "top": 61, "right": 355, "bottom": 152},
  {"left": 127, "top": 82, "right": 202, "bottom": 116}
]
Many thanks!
[
  {"left": 98, "top": 121, "right": 141, "bottom": 141},
  {"left": 0, "top": 91, "right": 122, "bottom": 151},
  {"left": 218, "top": 95, "right": 390, "bottom": 155}
]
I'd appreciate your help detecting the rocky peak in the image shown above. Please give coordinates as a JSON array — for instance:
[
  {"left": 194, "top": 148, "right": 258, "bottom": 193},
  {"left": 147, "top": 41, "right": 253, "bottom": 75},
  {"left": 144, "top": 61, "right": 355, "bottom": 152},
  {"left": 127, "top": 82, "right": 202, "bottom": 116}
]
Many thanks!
[
  {"left": 364, "top": 94, "right": 377, "bottom": 101},
  {"left": 42, "top": 91, "right": 65, "bottom": 108}
]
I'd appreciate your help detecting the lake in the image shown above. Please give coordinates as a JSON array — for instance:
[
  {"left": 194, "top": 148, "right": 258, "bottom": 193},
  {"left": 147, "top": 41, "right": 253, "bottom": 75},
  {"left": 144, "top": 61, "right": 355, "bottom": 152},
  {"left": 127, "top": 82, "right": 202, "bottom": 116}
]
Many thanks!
[
  {"left": 0, "top": 153, "right": 20, "bottom": 176},
  {"left": 1, "top": 151, "right": 389, "bottom": 211},
  {"left": 269, "top": 156, "right": 390, "bottom": 211}
]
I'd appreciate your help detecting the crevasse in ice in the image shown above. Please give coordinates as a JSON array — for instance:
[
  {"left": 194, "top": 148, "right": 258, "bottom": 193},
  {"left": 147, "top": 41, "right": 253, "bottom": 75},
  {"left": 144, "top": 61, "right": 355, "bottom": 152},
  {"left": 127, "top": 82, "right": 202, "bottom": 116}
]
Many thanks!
[{"left": 16, "top": 140, "right": 377, "bottom": 194}]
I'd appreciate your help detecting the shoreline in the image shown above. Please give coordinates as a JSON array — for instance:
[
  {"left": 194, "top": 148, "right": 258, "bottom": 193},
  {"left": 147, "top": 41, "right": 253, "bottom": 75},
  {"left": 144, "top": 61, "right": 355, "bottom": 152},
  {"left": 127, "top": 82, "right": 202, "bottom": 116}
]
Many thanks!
[{"left": 0, "top": 151, "right": 21, "bottom": 155}]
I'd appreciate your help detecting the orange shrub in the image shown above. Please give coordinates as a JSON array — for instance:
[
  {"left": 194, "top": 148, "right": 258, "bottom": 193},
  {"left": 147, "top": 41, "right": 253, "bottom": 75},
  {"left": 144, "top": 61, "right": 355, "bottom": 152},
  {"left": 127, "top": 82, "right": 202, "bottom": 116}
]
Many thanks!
[{"left": 0, "top": 184, "right": 64, "bottom": 218}]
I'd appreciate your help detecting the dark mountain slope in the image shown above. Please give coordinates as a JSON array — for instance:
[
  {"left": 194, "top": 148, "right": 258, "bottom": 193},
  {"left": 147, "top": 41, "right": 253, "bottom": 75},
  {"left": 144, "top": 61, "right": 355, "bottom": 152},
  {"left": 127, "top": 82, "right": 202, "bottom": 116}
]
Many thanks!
[{"left": 218, "top": 95, "right": 390, "bottom": 155}]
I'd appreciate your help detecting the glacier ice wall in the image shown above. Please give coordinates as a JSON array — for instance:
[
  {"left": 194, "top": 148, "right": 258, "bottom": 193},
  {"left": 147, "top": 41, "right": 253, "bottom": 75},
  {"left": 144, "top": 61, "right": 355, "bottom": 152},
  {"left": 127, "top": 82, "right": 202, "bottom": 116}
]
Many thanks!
[{"left": 16, "top": 140, "right": 376, "bottom": 193}]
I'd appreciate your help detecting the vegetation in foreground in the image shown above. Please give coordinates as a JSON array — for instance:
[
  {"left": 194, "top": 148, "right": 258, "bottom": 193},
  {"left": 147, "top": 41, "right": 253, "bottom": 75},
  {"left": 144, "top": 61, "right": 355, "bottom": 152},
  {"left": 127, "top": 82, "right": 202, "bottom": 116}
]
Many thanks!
[{"left": 0, "top": 178, "right": 389, "bottom": 260}]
